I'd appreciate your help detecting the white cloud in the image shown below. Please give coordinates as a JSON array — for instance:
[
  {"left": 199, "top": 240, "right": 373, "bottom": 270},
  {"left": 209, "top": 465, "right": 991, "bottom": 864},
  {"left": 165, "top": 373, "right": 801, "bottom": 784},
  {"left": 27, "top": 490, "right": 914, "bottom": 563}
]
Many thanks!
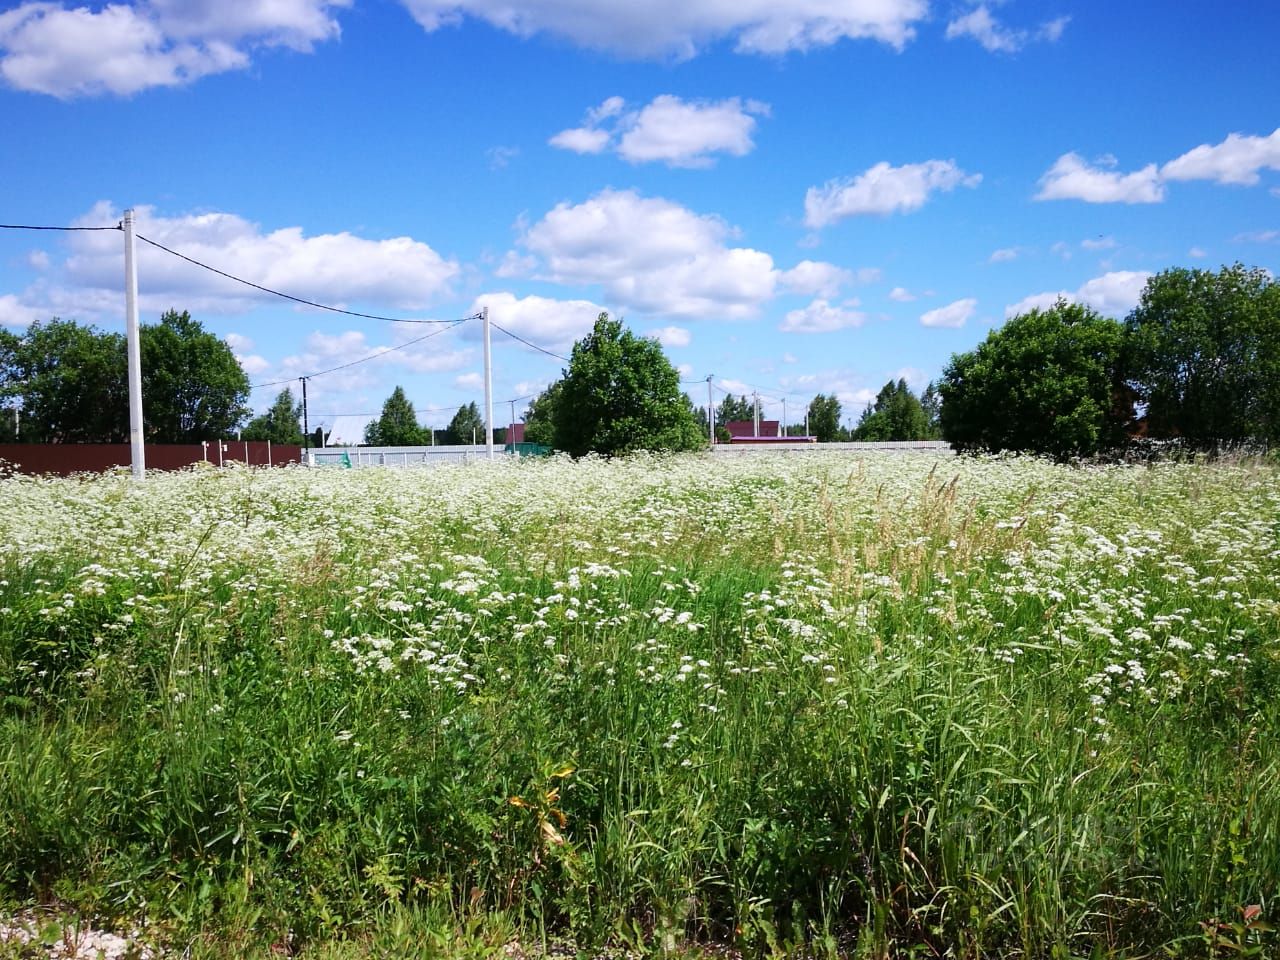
[
  {"left": 470, "top": 291, "right": 603, "bottom": 352},
  {"left": 782, "top": 352, "right": 798, "bottom": 364},
  {"left": 1234, "top": 229, "right": 1280, "bottom": 243},
  {"left": 649, "top": 325, "right": 691, "bottom": 347},
  {"left": 779, "top": 260, "right": 851, "bottom": 298},
  {"left": 920, "top": 297, "right": 976, "bottom": 328},
  {"left": 0, "top": 0, "right": 348, "bottom": 97},
  {"left": 551, "top": 94, "right": 767, "bottom": 167},
  {"left": 454, "top": 371, "right": 484, "bottom": 390},
  {"left": 1189, "top": 247, "right": 1207, "bottom": 258},
  {"left": 513, "top": 188, "right": 779, "bottom": 318},
  {"left": 780, "top": 298, "right": 866, "bottom": 333},
  {"left": 237, "top": 353, "right": 272, "bottom": 375},
  {"left": 804, "top": 159, "right": 981, "bottom": 228},
  {"left": 945, "top": 5, "right": 1069, "bottom": 53},
  {"left": 486, "top": 145, "right": 520, "bottom": 169},
  {"left": 989, "top": 247, "right": 1018, "bottom": 263},
  {"left": 676, "top": 362, "right": 694, "bottom": 378},
  {"left": 1035, "top": 153, "right": 1165, "bottom": 204},
  {"left": 1161, "top": 128, "right": 1280, "bottom": 186},
  {"left": 548, "top": 126, "right": 611, "bottom": 154},
  {"left": 0, "top": 293, "right": 42, "bottom": 327},
  {"left": 400, "top": 0, "right": 928, "bottom": 58},
  {"left": 1004, "top": 270, "right": 1151, "bottom": 319},
  {"left": 224, "top": 332, "right": 255, "bottom": 352},
  {"left": 26, "top": 249, "right": 50, "bottom": 270},
  {"left": 887, "top": 286, "right": 916, "bottom": 302},
  {"left": 1081, "top": 235, "right": 1118, "bottom": 250},
  {"left": 54, "top": 201, "right": 459, "bottom": 316}
]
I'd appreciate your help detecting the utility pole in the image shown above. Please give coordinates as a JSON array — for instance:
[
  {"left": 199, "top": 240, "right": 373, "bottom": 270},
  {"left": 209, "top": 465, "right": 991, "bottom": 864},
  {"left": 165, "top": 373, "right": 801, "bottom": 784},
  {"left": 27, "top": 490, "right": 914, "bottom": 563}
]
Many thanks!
[
  {"left": 123, "top": 209, "right": 145, "bottom": 479},
  {"left": 510, "top": 398, "right": 516, "bottom": 448},
  {"left": 482, "top": 305, "right": 494, "bottom": 459},
  {"left": 781, "top": 397, "right": 786, "bottom": 438},
  {"left": 706, "top": 375, "right": 714, "bottom": 445},
  {"left": 805, "top": 407, "right": 810, "bottom": 437},
  {"left": 300, "top": 377, "right": 309, "bottom": 451},
  {"left": 753, "top": 391, "right": 760, "bottom": 437}
]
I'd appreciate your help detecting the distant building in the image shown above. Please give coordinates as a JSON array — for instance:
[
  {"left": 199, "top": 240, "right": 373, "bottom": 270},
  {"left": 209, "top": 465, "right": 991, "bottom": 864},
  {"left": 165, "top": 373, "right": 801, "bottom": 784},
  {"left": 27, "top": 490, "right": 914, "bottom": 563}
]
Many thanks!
[{"left": 722, "top": 419, "right": 815, "bottom": 444}]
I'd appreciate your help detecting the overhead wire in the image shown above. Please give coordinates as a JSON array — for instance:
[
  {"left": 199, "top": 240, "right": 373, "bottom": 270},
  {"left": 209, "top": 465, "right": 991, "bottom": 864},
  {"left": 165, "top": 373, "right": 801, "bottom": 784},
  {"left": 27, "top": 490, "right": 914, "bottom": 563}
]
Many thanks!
[
  {"left": 135, "top": 233, "right": 460, "bottom": 324},
  {"left": 0, "top": 223, "right": 121, "bottom": 232},
  {"left": 250, "top": 319, "right": 468, "bottom": 389},
  {"left": 490, "top": 321, "right": 569, "bottom": 362}
]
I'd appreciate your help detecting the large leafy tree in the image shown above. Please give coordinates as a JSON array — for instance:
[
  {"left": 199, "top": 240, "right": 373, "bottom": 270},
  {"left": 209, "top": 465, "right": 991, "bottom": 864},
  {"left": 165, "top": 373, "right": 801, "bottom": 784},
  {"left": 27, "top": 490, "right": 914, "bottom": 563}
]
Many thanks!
[
  {"left": 365, "top": 386, "right": 427, "bottom": 445},
  {"left": 141, "top": 310, "right": 250, "bottom": 442},
  {"left": 241, "top": 388, "right": 304, "bottom": 444},
  {"left": 523, "top": 380, "right": 562, "bottom": 447},
  {"left": 1124, "top": 264, "right": 1280, "bottom": 446},
  {"left": 940, "top": 299, "right": 1128, "bottom": 459},
  {"left": 553, "top": 312, "right": 705, "bottom": 456},
  {"left": 806, "top": 393, "right": 842, "bottom": 442},
  {"left": 4, "top": 318, "right": 128, "bottom": 443},
  {"left": 444, "top": 401, "right": 485, "bottom": 445},
  {"left": 852, "top": 379, "right": 930, "bottom": 441}
]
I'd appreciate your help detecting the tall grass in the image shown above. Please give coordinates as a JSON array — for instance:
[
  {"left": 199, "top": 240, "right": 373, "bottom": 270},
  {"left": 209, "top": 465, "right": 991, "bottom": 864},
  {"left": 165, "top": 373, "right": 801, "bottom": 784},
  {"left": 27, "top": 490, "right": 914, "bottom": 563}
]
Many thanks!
[{"left": 0, "top": 453, "right": 1277, "bottom": 957}]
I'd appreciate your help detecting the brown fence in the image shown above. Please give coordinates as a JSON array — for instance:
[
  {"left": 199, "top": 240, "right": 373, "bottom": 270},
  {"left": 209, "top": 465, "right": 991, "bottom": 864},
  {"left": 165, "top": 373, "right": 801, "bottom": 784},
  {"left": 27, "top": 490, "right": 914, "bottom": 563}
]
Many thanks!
[{"left": 0, "top": 442, "right": 303, "bottom": 476}]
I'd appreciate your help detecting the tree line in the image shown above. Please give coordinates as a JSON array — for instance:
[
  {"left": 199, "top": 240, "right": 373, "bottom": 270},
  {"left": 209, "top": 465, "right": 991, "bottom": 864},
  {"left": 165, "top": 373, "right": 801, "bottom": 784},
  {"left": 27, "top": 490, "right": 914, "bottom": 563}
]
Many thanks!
[{"left": 2, "top": 263, "right": 1272, "bottom": 458}]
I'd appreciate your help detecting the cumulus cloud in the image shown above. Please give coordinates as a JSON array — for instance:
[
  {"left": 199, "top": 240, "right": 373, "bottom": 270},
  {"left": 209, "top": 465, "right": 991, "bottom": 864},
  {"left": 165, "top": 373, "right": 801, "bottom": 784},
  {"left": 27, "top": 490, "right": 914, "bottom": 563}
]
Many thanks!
[
  {"left": 1036, "top": 153, "right": 1164, "bottom": 204},
  {"left": 778, "top": 260, "right": 852, "bottom": 298},
  {"left": 0, "top": 293, "right": 43, "bottom": 327},
  {"left": 0, "top": 0, "right": 349, "bottom": 97},
  {"left": 649, "top": 325, "right": 691, "bottom": 347},
  {"left": 945, "top": 5, "right": 1069, "bottom": 54},
  {"left": 888, "top": 286, "right": 917, "bottom": 302},
  {"left": 920, "top": 297, "right": 976, "bottom": 328},
  {"left": 511, "top": 188, "right": 781, "bottom": 319},
  {"left": 1004, "top": 270, "right": 1151, "bottom": 319},
  {"left": 551, "top": 94, "right": 767, "bottom": 167},
  {"left": 469, "top": 291, "right": 603, "bottom": 353},
  {"left": 1081, "top": 235, "right": 1117, "bottom": 250},
  {"left": 804, "top": 160, "right": 981, "bottom": 228},
  {"left": 779, "top": 298, "right": 866, "bottom": 333},
  {"left": 989, "top": 247, "right": 1018, "bottom": 263},
  {"left": 1161, "top": 128, "right": 1280, "bottom": 186},
  {"left": 399, "top": 0, "right": 928, "bottom": 58},
  {"left": 55, "top": 201, "right": 459, "bottom": 317}
]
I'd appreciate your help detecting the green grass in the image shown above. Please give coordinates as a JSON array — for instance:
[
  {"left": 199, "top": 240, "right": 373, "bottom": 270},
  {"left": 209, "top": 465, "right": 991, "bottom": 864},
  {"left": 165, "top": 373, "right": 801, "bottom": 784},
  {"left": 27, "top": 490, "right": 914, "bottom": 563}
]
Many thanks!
[{"left": 0, "top": 452, "right": 1277, "bottom": 957}]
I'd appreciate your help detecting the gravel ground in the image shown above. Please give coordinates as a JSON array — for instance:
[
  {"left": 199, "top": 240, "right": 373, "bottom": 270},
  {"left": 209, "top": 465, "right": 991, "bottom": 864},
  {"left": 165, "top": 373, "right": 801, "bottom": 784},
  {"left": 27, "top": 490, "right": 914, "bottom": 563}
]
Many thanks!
[{"left": 0, "top": 913, "right": 155, "bottom": 959}]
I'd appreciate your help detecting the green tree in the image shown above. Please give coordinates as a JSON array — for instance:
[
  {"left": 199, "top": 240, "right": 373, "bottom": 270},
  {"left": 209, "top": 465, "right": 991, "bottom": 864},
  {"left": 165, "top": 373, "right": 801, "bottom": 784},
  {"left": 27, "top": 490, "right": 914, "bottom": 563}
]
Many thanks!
[
  {"left": 807, "top": 393, "right": 842, "bottom": 442},
  {"left": 444, "top": 401, "right": 485, "bottom": 445},
  {"left": 365, "top": 386, "right": 427, "bottom": 445},
  {"left": 141, "top": 310, "right": 250, "bottom": 442},
  {"left": 553, "top": 313, "right": 705, "bottom": 457},
  {"left": 920, "top": 381, "right": 942, "bottom": 439},
  {"left": 241, "top": 388, "right": 304, "bottom": 444},
  {"left": 716, "top": 393, "right": 753, "bottom": 428},
  {"left": 940, "top": 299, "right": 1128, "bottom": 459},
  {"left": 523, "top": 381, "right": 562, "bottom": 447},
  {"left": 4, "top": 318, "right": 127, "bottom": 443},
  {"left": 1124, "top": 263, "right": 1280, "bottom": 447},
  {"left": 852, "top": 379, "right": 930, "bottom": 441}
]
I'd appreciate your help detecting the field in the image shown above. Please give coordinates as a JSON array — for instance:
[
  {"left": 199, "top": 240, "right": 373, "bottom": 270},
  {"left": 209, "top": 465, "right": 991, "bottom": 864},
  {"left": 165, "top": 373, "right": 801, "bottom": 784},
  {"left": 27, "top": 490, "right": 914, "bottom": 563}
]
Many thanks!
[{"left": 0, "top": 452, "right": 1277, "bottom": 958}]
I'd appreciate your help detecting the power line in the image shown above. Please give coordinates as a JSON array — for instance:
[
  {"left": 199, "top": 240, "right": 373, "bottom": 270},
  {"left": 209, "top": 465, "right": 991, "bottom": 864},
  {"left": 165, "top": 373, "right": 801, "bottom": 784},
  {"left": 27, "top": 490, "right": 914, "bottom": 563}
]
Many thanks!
[
  {"left": 490, "top": 321, "right": 569, "bottom": 362},
  {"left": 0, "top": 223, "right": 121, "bottom": 232},
  {"left": 135, "top": 233, "right": 460, "bottom": 324},
  {"left": 250, "top": 319, "right": 468, "bottom": 389}
]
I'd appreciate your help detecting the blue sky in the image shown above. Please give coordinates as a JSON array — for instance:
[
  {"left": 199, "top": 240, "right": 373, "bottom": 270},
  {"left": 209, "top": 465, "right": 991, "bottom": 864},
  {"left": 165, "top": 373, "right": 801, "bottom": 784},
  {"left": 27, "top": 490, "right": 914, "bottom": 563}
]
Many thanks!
[{"left": 2, "top": 0, "right": 1278, "bottom": 440}]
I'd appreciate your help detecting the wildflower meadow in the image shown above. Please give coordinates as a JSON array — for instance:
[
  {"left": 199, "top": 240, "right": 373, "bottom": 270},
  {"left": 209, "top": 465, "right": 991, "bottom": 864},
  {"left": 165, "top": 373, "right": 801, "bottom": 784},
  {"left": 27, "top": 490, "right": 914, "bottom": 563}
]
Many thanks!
[{"left": 0, "top": 452, "right": 1276, "bottom": 958}]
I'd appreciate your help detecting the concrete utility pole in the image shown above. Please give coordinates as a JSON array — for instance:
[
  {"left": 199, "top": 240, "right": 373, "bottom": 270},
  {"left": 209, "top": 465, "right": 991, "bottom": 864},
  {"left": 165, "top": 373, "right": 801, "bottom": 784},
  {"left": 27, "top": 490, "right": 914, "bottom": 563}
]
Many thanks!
[
  {"left": 510, "top": 398, "right": 516, "bottom": 447},
  {"left": 482, "top": 305, "right": 494, "bottom": 459},
  {"left": 123, "top": 209, "right": 145, "bottom": 479},
  {"left": 781, "top": 398, "right": 786, "bottom": 438},
  {"left": 706, "top": 375, "right": 714, "bottom": 444},
  {"left": 300, "top": 377, "right": 309, "bottom": 451},
  {"left": 753, "top": 391, "right": 760, "bottom": 437}
]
